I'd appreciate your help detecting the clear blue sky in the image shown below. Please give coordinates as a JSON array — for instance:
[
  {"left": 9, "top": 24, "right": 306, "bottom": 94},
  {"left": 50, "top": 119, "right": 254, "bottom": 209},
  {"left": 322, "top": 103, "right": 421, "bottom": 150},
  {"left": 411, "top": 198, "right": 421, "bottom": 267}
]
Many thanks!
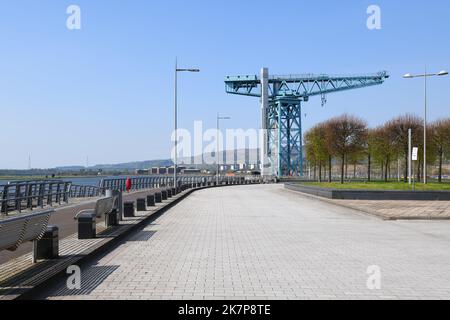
[{"left": 0, "top": 0, "right": 449, "bottom": 169}]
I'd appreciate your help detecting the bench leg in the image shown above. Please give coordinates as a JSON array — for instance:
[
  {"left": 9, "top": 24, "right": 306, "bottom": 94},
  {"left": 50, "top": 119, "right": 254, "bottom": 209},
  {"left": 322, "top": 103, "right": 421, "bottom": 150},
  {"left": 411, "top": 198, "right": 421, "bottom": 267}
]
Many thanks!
[{"left": 33, "top": 225, "right": 59, "bottom": 263}]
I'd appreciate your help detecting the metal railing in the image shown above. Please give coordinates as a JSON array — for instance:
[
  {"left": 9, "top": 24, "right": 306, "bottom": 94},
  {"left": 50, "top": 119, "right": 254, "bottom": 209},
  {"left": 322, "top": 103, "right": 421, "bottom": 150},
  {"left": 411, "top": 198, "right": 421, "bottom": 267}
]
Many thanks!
[
  {"left": 0, "top": 175, "right": 265, "bottom": 215},
  {"left": 100, "top": 176, "right": 181, "bottom": 192},
  {"left": 0, "top": 180, "right": 71, "bottom": 215},
  {"left": 69, "top": 185, "right": 102, "bottom": 198},
  {"left": 100, "top": 175, "right": 263, "bottom": 193}
]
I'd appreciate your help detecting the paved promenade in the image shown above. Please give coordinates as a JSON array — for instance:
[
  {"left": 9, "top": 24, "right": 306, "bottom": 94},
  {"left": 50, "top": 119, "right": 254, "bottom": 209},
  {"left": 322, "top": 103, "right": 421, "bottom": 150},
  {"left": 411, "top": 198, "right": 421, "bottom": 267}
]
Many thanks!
[
  {"left": 37, "top": 185, "right": 450, "bottom": 300},
  {"left": 331, "top": 198, "right": 450, "bottom": 220}
]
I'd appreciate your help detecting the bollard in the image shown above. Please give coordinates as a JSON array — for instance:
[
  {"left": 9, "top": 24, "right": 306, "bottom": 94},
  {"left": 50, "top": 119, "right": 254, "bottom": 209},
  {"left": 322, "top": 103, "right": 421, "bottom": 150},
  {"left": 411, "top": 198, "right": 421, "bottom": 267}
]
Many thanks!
[
  {"left": 34, "top": 225, "right": 59, "bottom": 261},
  {"left": 124, "top": 201, "right": 135, "bottom": 217},
  {"left": 167, "top": 189, "right": 172, "bottom": 198},
  {"left": 172, "top": 187, "right": 176, "bottom": 196},
  {"left": 78, "top": 213, "right": 97, "bottom": 239},
  {"left": 161, "top": 190, "right": 168, "bottom": 200},
  {"left": 155, "top": 192, "right": 162, "bottom": 203},
  {"left": 106, "top": 209, "right": 118, "bottom": 227},
  {"left": 147, "top": 194, "right": 155, "bottom": 207},
  {"left": 136, "top": 198, "right": 146, "bottom": 212}
]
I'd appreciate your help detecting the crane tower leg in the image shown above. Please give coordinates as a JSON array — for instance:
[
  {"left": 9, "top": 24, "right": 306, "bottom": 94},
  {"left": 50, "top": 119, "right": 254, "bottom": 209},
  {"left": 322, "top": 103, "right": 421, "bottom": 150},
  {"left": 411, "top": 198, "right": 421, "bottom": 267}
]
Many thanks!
[
  {"left": 267, "top": 98, "right": 303, "bottom": 177},
  {"left": 260, "top": 68, "right": 271, "bottom": 177}
]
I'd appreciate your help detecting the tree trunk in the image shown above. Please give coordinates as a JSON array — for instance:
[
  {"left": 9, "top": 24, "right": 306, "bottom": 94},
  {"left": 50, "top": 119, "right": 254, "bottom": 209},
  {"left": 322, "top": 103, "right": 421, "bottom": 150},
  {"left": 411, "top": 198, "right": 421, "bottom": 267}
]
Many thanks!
[
  {"left": 367, "top": 154, "right": 371, "bottom": 182},
  {"left": 345, "top": 154, "right": 348, "bottom": 180},
  {"left": 384, "top": 159, "right": 388, "bottom": 182},
  {"left": 340, "top": 155, "right": 345, "bottom": 184},
  {"left": 439, "top": 150, "right": 443, "bottom": 183},
  {"left": 328, "top": 155, "right": 332, "bottom": 183},
  {"left": 387, "top": 155, "right": 390, "bottom": 181},
  {"left": 404, "top": 155, "right": 408, "bottom": 183},
  {"left": 318, "top": 161, "right": 322, "bottom": 183},
  {"left": 417, "top": 161, "right": 421, "bottom": 182}
]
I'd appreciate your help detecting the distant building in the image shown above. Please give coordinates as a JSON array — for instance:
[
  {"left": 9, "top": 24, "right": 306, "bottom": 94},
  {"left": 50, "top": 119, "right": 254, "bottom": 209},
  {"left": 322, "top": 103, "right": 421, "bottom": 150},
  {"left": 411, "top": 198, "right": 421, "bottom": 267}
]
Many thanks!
[
  {"left": 182, "top": 168, "right": 201, "bottom": 174},
  {"left": 167, "top": 166, "right": 185, "bottom": 175},
  {"left": 135, "top": 169, "right": 149, "bottom": 175}
]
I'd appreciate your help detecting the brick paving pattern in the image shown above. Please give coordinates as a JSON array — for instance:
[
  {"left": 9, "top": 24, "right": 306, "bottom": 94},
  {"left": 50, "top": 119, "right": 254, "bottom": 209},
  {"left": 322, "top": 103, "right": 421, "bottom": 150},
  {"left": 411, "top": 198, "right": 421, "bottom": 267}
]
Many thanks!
[
  {"left": 331, "top": 199, "right": 450, "bottom": 220},
  {"left": 39, "top": 185, "right": 450, "bottom": 300}
]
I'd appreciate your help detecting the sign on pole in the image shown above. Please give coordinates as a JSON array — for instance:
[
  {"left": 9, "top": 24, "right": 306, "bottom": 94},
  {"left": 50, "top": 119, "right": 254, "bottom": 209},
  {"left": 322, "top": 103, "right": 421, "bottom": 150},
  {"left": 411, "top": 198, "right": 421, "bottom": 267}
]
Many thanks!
[{"left": 412, "top": 147, "right": 419, "bottom": 161}]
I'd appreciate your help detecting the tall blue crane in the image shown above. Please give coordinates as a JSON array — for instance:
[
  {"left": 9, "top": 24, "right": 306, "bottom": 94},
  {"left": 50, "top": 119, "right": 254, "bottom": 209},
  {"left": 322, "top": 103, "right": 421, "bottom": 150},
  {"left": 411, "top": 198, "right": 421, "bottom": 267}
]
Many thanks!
[{"left": 225, "top": 69, "right": 389, "bottom": 178}]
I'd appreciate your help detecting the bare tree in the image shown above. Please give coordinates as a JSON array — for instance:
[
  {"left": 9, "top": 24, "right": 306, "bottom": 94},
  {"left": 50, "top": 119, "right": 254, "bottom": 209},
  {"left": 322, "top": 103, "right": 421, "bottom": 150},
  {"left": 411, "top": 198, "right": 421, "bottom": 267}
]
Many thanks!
[
  {"left": 365, "top": 129, "right": 378, "bottom": 181},
  {"left": 327, "top": 114, "right": 368, "bottom": 184},
  {"left": 386, "top": 114, "right": 423, "bottom": 182},
  {"left": 431, "top": 119, "right": 450, "bottom": 182},
  {"left": 371, "top": 125, "right": 396, "bottom": 182},
  {"left": 304, "top": 123, "right": 329, "bottom": 182},
  {"left": 304, "top": 113, "right": 448, "bottom": 184}
]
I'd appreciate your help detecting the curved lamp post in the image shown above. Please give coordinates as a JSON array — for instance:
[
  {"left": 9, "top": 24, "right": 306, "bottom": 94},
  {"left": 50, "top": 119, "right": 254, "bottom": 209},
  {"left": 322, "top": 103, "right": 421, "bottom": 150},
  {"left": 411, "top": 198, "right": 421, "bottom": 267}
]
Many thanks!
[
  {"left": 403, "top": 68, "right": 448, "bottom": 184},
  {"left": 216, "top": 114, "right": 231, "bottom": 185},
  {"left": 174, "top": 60, "right": 200, "bottom": 188}
]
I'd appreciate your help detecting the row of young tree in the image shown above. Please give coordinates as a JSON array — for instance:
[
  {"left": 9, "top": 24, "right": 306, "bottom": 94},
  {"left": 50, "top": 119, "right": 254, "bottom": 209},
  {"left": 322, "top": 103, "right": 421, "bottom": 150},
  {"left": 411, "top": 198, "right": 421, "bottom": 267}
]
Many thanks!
[{"left": 304, "top": 114, "right": 450, "bottom": 184}]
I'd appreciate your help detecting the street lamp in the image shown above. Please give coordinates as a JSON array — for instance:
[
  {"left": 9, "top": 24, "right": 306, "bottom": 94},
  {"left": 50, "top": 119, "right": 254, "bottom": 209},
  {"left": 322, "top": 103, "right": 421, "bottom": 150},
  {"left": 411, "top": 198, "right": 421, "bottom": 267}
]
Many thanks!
[
  {"left": 216, "top": 114, "right": 231, "bottom": 185},
  {"left": 403, "top": 68, "right": 448, "bottom": 184},
  {"left": 174, "top": 59, "right": 200, "bottom": 190}
]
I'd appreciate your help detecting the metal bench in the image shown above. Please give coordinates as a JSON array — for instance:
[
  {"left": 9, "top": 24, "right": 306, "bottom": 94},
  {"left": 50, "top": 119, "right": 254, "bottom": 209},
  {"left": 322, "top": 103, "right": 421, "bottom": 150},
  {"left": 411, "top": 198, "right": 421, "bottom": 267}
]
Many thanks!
[
  {"left": 0, "top": 209, "right": 55, "bottom": 262},
  {"left": 74, "top": 197, "right": 116, "bottom": 239}
]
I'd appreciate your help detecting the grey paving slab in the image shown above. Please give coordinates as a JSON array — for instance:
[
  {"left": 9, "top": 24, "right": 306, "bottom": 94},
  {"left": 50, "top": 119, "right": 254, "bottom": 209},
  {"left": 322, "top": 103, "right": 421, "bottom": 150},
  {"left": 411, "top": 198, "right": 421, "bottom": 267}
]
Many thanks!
[{"left": 37, "top": 185, "right": 450, "bottom": 300}]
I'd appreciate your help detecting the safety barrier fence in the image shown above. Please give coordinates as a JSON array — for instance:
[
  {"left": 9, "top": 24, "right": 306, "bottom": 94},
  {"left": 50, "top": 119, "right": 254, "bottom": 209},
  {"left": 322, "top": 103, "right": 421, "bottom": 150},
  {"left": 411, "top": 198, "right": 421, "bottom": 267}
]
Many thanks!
[
  {"left": 99, "top": 175, "right": 262, "bottom": 193},
  {"left": 0, "top": 175, "right": 263, "bottom": 215},
  {"left": 69, "top": 185, "right": 102, "bottom": 198},
  {"left": 0, "top": 180, "right": 71, "bottom": 215}
]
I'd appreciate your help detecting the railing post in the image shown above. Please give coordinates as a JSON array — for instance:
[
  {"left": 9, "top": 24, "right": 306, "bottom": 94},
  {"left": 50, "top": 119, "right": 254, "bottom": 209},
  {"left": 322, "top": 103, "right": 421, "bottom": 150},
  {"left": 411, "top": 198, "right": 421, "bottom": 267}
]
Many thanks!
[
  {"left": 26, "top": 183, "right": 33, "bottom": 210},
  {"left": 1, "top": 185, "right": 8, "bottom": 214},
  {"left": 15, "top": 185, "right": 21, "bottom": 213},
  {"left": 47, "top": 183, "right": 54, "bottom": 207},
  {"left": 56, "top": 183, "right": 61, "bottom": 204},
  {"left": 38, "top": 183, "right": 45, "bottom": 208},
  {"left": 64, "top": 183, "right": 71, "bottom": 203}
]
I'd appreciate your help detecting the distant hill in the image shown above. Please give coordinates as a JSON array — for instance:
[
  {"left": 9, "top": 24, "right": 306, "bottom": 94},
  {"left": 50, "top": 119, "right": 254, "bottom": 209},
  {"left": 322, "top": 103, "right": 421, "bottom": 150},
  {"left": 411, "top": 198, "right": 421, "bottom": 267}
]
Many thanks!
[
  {"left": 56, "top": 159, "right": 173, "bottom": 171},
  {"left": 3, "top": 147, "right": 307, "bottom": 173}
]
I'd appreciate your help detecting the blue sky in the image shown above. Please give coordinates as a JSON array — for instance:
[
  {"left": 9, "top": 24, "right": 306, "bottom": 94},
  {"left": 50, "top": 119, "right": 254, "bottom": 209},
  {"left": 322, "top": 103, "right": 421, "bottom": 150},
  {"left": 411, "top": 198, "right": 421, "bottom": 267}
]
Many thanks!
[{"left": 0, "top": 0, "right": 449, "bottom": 169}]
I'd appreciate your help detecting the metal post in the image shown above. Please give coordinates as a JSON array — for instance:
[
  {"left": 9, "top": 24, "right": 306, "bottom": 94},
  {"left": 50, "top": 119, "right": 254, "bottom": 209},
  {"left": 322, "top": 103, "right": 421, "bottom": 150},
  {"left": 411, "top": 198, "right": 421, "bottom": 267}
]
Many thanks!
[
  {"left": 216, "top": 113, "right": 219, "bottom": 186},
  {"left": 216, "top": 114, "right": 230, "bottom": 185},
  {"left": 260, "top": 68, "right": 269, "bottom": 177},
  {"left": 173, "top": 62, "right": 199, "bottom": 189},
  {"left": 277, "top": 102, "right": 282, "bottom": 178},
  {"left": 423, "top": 66, "right": 427, "bottom": 184},
  {"left": 174, "top": 59, "right": 178, "bottom": 189},
  {"left": 404, "top": 68, "right": 448, "bottom": 183},
  {"left": 408, "top": 128, "right": 412, "bottom": 185}
]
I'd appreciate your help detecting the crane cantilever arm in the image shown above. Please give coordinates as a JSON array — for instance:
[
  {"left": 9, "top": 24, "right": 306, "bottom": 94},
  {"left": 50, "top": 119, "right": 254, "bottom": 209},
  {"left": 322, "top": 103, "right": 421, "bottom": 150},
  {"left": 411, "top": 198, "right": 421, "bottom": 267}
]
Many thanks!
[{"left": 225, "top": 71, "right": 389, "bottom": 99}]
